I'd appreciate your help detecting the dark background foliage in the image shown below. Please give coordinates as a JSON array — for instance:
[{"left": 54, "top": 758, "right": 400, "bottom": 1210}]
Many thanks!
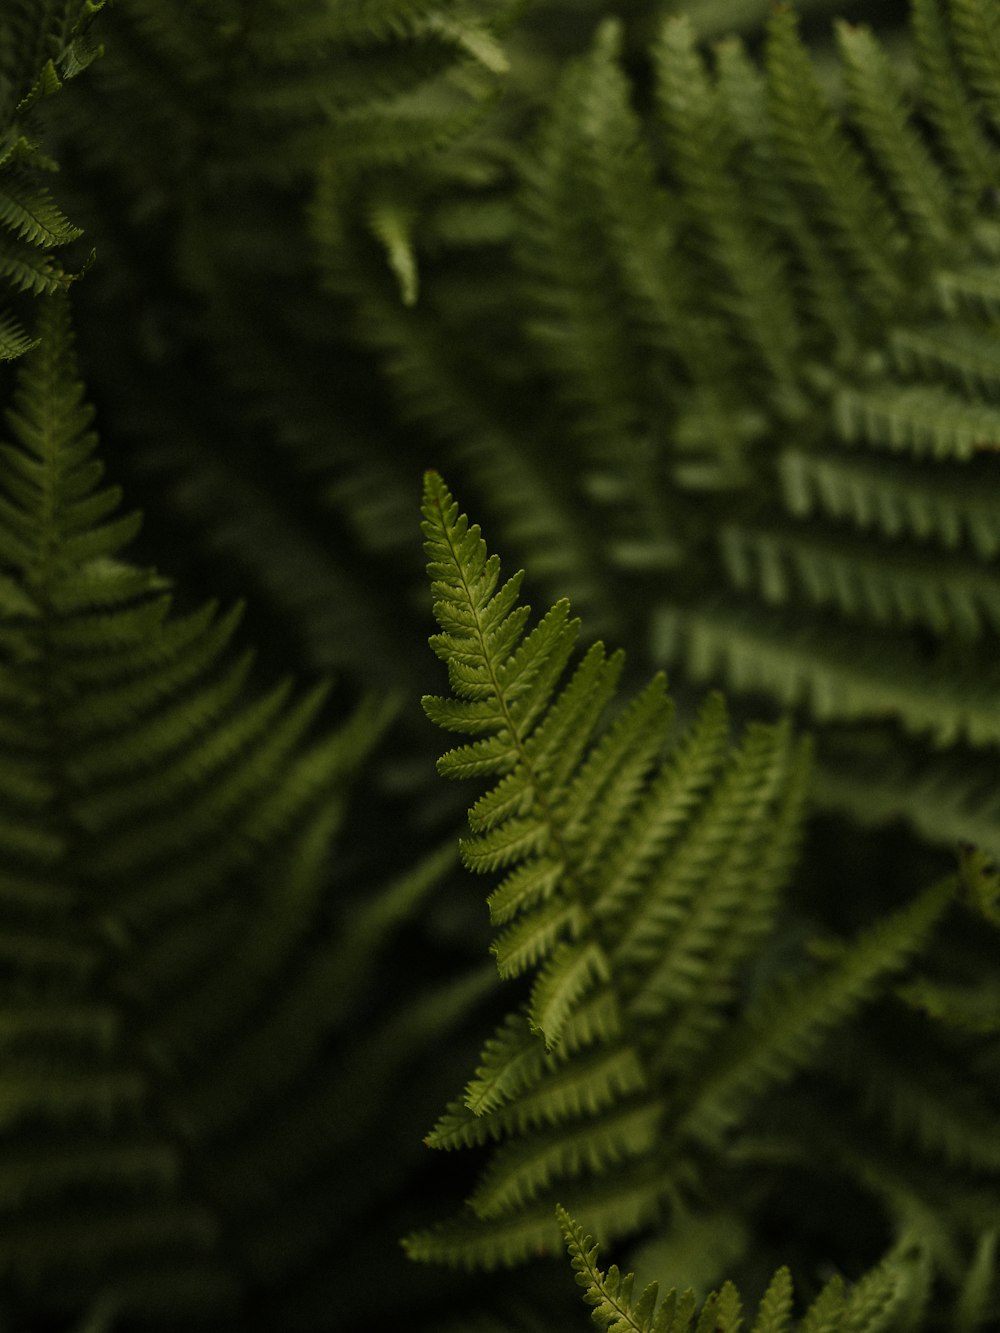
[{"left": 1, "top": 0, "right": 998, "bottom": 1329}]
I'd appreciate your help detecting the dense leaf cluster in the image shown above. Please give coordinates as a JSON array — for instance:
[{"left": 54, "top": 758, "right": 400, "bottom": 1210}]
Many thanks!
[{"left": 0, "top": 1, "right": 998, "bottom": 1331}]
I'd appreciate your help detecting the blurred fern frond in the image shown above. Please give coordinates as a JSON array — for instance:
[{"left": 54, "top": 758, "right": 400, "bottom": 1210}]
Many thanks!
[
  {"left": 0, "top": 0, "right": 101, "bottom": 360},
  {"left": 0, "top": 294, "right": 490, "bottom": 1328}
]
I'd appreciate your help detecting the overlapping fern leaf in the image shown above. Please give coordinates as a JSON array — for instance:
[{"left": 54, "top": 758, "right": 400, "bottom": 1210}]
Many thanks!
[
  {"left": 402, "top": 475, "right": 955, "bottom": 1271},
  {"left": 559, "top": 1207, "right": 940, "bottom": 1333},
  {"left": 0, "top": 0, "right": 102, "bottom": 361},
  {"left": 0, "top": 294, "right": 488, "bottom": 1329}
]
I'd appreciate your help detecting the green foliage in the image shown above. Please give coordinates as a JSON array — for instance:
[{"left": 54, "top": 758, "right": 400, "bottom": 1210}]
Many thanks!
[
  {"left": 558, "top": 1207, "right": 933, "bottom": 1332},
  {"left": 632, "top": 0, "right": 1000, "bottom": 851},
  {"left": 0, "top": 0, "right": 99, "bottom": 359},
  {"left": 0, "top": 296, "right": 493, "bottom": 1327},
  {"left": 0, "top": 0, "right": 999, "bottom": 1330},
  {"left": 404, "top": 479, "right": 960, "bottom": 1281}
]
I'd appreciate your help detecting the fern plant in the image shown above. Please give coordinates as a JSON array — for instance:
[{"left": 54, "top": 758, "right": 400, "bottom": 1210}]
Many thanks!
[
  {"left": 558, "top": 1207, "right": 937, "bottom": 1333},
  {"left": 0, "top": 0, "right": 100, "bottom": 360},
  {"left": 0, "top": 295, "right": 498, "bottom": 1329},
  {"left": 492, "top": 0, "right": 1000, "bottom": 855},
  {"left": 2, "top": 0, "right": 1000, "bottom": 1330},
  {"left": 34, "top": 0, "right": 525, "bottom": 690},
  {"left": 643, "top": 0, "right": 1000, "bottom": 856},
  {"left": 403, "top": 476, "right": 958, "bottom": 1294},
  {"left": 257, "top": 0, "right": 1000, "bottom": 860}
]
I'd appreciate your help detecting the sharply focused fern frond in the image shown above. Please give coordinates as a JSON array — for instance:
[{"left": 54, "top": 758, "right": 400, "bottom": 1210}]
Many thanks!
[{"left": 403, "top": 476, "right": 955, "bottom": 1272}]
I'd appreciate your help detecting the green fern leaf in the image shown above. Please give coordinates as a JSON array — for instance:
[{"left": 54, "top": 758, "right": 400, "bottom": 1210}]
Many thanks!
[
  {"left": 0, "top": 2, "right": 101, "bottom": 360},
  {"left": 912, "top": 0, "right": 1000, "bottom": 201},
  {"left": 677, "top": 873, "right": 954, "bottom": 1146},
  {"left": 750, "top": 1267, "right": 795, "bottom": 1333},
  {"left": 950, "top": 0, "right": 1000, "bottom": 135},
  {"left": 798, "top": 1278, "right": 847, "bottom": 1333},
  {"left": 836, "top": 19, "right": 952, "bottom": 248},
  {"left": 561, "top": 1208, "right": 934, "bottom": 1333},
  {"left": 559, "top": 1205, "right": 664, "bottom": 1332},
  {"left": 0, "top": 174, "right": 83, "bottom": 248},
  {"left": 720, "top": 520, "right": 1000, "bottom": 639},
  {"left": 777, "top": 446, "right": 1000, "bottom": 557},
  {"left": 834, "top": 382, "right": 1000, "bottom": 460},
  {"left": 658, "top": 601, "right": 1000, "bottom": 747},
  {"left": 406, "top": 474, "right": 810, "bottom": 1267},
  {"left": 655, "top": 15, "right": 800, "bottom": 396},
  {"left": 765, "top": 6, "right": 903, "bottom": 311},
  {"left": 0, "top": 292, "right": 482, "bottom": 1323},
  {"left": 890, "top": 322, "right": 1000, "bottom": 395}
]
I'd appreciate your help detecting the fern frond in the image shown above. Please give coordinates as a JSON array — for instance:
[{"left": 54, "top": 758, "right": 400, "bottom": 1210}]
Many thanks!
[
  {"left": 407, "top": 475, "right": 817, "bottom": 1267},
  {"left": 764, "top": 6, "right": 903, "bottom": 313},
  {"left": 0, "top": 293, "right": 478, "bottom": 1323},
  {"left": 407, "top": 1161, "right": 671, "bottom": 1270},
  {"left": 655, "top": 16, "right": 800, "bottom": 396},
  {"left": 0, "top": 2, "right": 100, "bottom": 359},
  {"left": 658, "top": 601, "right": 1000, "bottom": 746},
  {"left": 751, "top": 1268, "right": 795, "bottom": 1333},
  {"left": 949, "top": 0, "right": 1000, "bottom": 135},
  {"left": 0, "top": 172, "right": 83, "bottom": 248},
  {"left": 558, "top": 1208, "right": 931, "bottom": 1333},
  {"left": 720, "top": 521, "right": 1000, "bottom": 638},
  {"left": 639, "top": 733, "right": 814, "bottom": 1078},
  {"left": 912, "top": 0, "right": 1000, "bottom": 201},
  {"left": 778, "top": 447, "right": 1000, "bottom": 556},
  {"left": 834, "top": 382, "right": 1000, "bottom": 460},
  {"left": 677, "top": 874, "right": 954, "bottom": 1146},
  {"left": 713, "top": 27, "right": 861, "bottom": 359},
  {"left": 890, "top": 322, "right": 1000, "bottom": 395},
  {"left": 518, "top": 19, "right": 670, "bottom": 466},
  {"left": 559, "top": 1205, "right": 666, "bottom": 1333},
  {"left": 616, "top": 720, "right": 799, "bottom": 1011},
  {"left": 468, "top": 1099, "right": 663, "bottom": 1221},
  {"left": 836, "top": 19, "right": 952, "bottom": 249}
]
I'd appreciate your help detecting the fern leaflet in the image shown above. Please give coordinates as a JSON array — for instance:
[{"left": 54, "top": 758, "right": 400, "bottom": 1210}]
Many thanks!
[{"left": 558, "top": 1207, "right": 932, "bottom": 1332}]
